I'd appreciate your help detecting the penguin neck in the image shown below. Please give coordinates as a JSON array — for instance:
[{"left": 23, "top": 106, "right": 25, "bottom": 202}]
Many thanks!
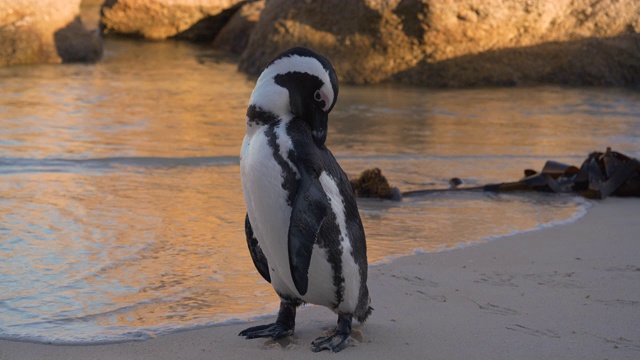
[
  {"left": 247, "top": 104, "right": 295, "bottom": 126},
  {"left": 248, "top": 75, "right": 290, "bottom": 120}
]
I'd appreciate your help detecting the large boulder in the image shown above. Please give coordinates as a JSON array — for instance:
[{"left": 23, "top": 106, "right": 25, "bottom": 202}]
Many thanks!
[
  {"left": 212, "top": 0, "right": 264, "bottom": 54},
  {"left": 100, "top": 0, "right": 246, "bottom": 41},
  {"left": 393, "top": 33, "right": 640, "bottom": 87},
  {"left": 239, "top": 0, "right": 421, "bottom": 84},
  {"left": 238, "top": 0, "right": 640, "bottom": 86},
  {"left": 0, "top": 0, "right": 102, "bottom": 66}
]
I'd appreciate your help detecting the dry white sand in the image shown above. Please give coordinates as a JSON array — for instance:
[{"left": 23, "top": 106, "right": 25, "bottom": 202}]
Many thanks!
[{"left": 1, "top": 198, "right": 639, "bottom": 360}]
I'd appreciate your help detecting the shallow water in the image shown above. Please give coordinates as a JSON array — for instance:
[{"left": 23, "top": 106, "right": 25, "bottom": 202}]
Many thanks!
[{"left": 1, "top": 39, "right": 639, "bottom": 343}]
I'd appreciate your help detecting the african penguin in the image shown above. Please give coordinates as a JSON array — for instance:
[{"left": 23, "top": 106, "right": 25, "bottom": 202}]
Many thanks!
[{"left": 239, "top": 47, "right": 372, "bottom": 353}]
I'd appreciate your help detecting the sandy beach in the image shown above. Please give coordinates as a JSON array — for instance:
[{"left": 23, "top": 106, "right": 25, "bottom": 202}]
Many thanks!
[{"left": 1, "top": 197, "right": 638, "bottom": 360}]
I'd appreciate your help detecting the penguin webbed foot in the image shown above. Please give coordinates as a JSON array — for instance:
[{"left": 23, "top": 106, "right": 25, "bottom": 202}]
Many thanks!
[
  {"left": 239, "top": 299, "right": 297, "bottom": 340},
  {"left": 311, "top": 331, "right": 351, "bottom": 352},
  {"left": 238, "top": 322, "right": 293, "bottom": 340},
  {"left": 311, "top": 313, "right": 353, "bottom": 353}
]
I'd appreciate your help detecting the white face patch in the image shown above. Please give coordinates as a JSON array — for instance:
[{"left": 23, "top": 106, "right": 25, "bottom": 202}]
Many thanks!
[{"left": 249, "top": 54, "right": 335, "bottom": 119}]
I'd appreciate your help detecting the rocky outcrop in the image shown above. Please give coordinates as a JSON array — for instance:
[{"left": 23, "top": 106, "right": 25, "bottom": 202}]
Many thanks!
[
  {"left": 212, "top": 0, "right": 263, "bottom": 54},
  {"left": 393, "top": 33, "right": 640, "bottom": 87},
  {"left": 238, "top": 0, "right": 640, "bottom": 87},
  {"left": 100, "top": 0, "right": 246, "bottom": 41},
  {"left": 0, "top": 0, "right": 102, "bottom": 66},
  {"left": 239, "top": 0, "right": 419, "bottom": 84}
]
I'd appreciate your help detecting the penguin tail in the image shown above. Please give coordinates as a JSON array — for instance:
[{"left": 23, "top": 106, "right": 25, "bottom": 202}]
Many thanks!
[{"left": 355, "top": 305, "right": 373, "bottom": 323}]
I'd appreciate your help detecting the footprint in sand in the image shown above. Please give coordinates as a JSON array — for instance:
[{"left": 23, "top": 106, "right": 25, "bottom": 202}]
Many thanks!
[{"left": 505, "top": 324, "right": 561, "bottom": 338}]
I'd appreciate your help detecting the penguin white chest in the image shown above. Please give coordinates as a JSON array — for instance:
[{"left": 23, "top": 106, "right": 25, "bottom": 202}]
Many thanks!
[{"left": 240, "top": 120, "right": 299, "bottom": 296}]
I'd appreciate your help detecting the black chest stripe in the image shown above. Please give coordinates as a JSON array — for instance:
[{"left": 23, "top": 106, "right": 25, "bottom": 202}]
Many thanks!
[
  {"left": 264, "top": 124, "right": 298, "bottom": 207},
  {"left": 247, "top": 104, "right": 278, "bottom": 126}
]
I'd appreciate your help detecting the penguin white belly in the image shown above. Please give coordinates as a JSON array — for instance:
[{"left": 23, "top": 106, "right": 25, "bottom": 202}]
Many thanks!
[
  {"left": 301, "top": 245, "right": 338, "bottom": 307},
  {"left": 241, "top": 122, "right": 299, "bottom": 298}
]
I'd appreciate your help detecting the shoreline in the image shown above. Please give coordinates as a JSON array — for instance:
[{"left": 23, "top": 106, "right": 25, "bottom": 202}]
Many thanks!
[
  {"left": 1, "top": 197, "right": 638, "bottom": 359},
  {"left": 0, "top": 195, "right": 590, "bottom": 346}
]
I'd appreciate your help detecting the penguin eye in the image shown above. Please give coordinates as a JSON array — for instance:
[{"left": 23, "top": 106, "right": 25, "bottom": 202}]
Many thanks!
[{"left": 314, "top": 89, "right": 331, "bottom": 112}]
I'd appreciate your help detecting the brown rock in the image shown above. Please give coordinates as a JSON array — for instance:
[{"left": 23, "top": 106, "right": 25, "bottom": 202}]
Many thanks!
[
  {"left": 0, "top": 0, "right": 102, "bottom": 66},
  {"left": 54, "top": 16, "right": 103, "bottom": 63},
  {"left": 393, "top": 33, "right": 640, "bottom": 87},
  {"left": 410, "top": 0, "right": 639, "bottom": 62},
  {"left": 100, "top": 0, "right": 246, "bottom": 41},
  {"left": 239, "top": 0, "right": 424, "bottom": 84},
  {"left": 81, "top": 0, "right": 104, "bottom": 30},
  {"left": 238, "top": 0, "right": 640, "bottom": 87},
  {"left": 350, "top": 168, "right": 400, "bottom": 200},
  {"left": 212, "top": 0, "right": 264, "bottom": 54}
]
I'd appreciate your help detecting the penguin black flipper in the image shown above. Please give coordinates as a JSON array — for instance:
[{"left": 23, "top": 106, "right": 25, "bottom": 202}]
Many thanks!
[
  {"left": 288, "top": 169, "right": 328, "bottom": 296},
  {"left": 245, "top": 213, "right": 271, "bottom": 283}
]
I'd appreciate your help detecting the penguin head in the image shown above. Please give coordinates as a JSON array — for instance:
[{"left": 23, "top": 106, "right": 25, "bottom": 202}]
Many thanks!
[{"left": 249, "top": 47, "right": 339, "bottom": 146}]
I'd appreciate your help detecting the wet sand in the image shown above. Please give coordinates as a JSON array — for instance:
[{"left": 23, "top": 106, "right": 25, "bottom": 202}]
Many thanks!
[{"left": 1, "top": 198, "right": 638, "bottom": 360}]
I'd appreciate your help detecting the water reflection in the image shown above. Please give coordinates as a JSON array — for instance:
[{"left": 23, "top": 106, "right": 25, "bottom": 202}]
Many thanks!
[
  {"left": 1, "top": 41, "right": 250, "bottom": 160},
  {"left": 332, "top": 85, "right": 640, "bottom": 159},
  {"left": 0, "top": 39, "right": 639, "bottom": 343},
  {"left": 1, "top": 164, "right": 277, "bottom": 341}
]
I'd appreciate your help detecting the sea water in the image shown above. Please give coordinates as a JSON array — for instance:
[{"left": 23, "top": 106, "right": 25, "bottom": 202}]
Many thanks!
[{"left": 1, "top": 39, "right": 639, "bottom": 344}]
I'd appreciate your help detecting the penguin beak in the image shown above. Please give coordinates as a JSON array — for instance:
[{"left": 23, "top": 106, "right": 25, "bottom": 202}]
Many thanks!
[
  {"left": 311, "top": 107, "right": 328, "bottom": 146},
  {"left": 310, "top": 89, "right": 332, "bottom": 146}
]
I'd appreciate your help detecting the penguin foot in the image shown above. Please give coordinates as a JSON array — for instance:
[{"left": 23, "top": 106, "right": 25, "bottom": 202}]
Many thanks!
[
  {"left": 311, "top": 331, "right": 351, "bottom": 352},
  {"left": 239, "top": 299, "right": 298, "bottom": 340},
  {"left": 238, "top": 322, "right": 293, "bottom": 340},
  {"left": 311, "top": 312, "right": 353, "bottom": 353}
]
